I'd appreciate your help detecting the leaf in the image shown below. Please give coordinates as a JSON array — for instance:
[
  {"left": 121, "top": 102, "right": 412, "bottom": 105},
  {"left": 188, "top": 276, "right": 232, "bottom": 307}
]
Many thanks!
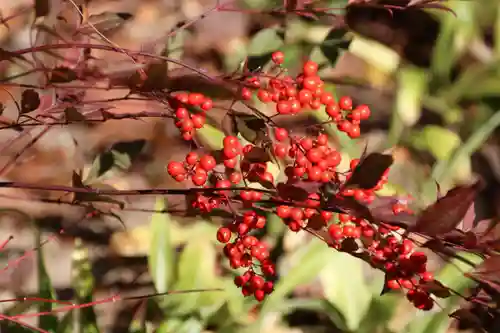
[
  {"left": 36, "top": 228, "right": 58, "bottom": 333},
  {"left": 471, "top": 255, "right": 500, "bottom": 285},
  {"left": 20, "top": 89, "right": 40, "bottom": 113},
  {"left": 344, "top": 153, "right": 393, "bottom": 190},
  {"left": 71, "top": 239, "right": 100, "bottom": 333},
  {"left": 320, "top": 27, "right": 350, "bottom": 65},
  {"left": 449, "top": 309, "right": 482, "bottom": 330},
  {"left": 233, "top": 113, "right": 266, "bottom": 144},
  {"left": 82, "top": 12, "right": 133, "bottom": 33},
  {"left": 64, "top": 107, "right": 86, "bottom": 122},
  {"left": 259, "top": 240, "right": 332, "bottom": 317},
  {"left": 148, "top": 197, "right": 174, "bottom": 294},
  {"left": 163, "top": 237, "right": 222, "bottom": 316},
  {"left": 35, "top": 0, "right": 50, "bottom": 18},
  {"left": 0, "top": 48, "right": 29, "bottom": 63},
  {"left": 248, "top": 28, "right": 284, "bottom": 56},
  {"left": 368, "top": 196, "right": 417, "bottom": 228},
  {"left": 320, "top": 252, "right": 372, "bottom": 331},
  {"left": 244, "top": 146, "right": 270, "bottom": 163},
  {"left": 411, "top": 180, "right": 483, "bottom": 236},
  {"left": 328, "top": 195, "right": 376, "bottom": 223},
  {"left": 420, "top": 280, "right": 451, "bottom": 298},
  {"left": 277, "top": 183, "right": 309, "bottom": 201},
  {"left": 49, "top": 67, "right": 78, "bottom": 83}
]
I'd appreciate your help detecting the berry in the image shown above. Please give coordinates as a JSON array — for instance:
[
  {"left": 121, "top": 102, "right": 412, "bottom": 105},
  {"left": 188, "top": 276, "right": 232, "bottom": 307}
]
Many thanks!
[
  {"left": 339, "top": 96, "right": 353, "bottom": 110},
  {"left": 302, "top": 60, "right": 318, "bottom": 77},
  {"left": 199, "top": 155, "right": 216, "bottom": 171},
  {"left": 271, "top": 51, "right": 285, "bottom": 65},
  {"left": 274, "top": 127, "right": 289, "bottom": 141},
  {"left": 217, "top": 227, "right": 232, "bottom": 243},
  {"left": 167, "top": 161, "right": 185, "bottom": 177}
]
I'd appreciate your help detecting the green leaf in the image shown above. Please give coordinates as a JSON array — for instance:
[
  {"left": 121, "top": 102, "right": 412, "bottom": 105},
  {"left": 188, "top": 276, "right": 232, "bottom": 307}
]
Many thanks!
[
  {"left": 71, "top": 238, "right": 100, "bottom": 333},
  {"left": 320, "top": 28, "right": 350, "bottom": 66},
  {"left": 163, "top": 236, "right": 222, "bottom": 316},
  {"left": 148, "top": 197, "right": 174, "bottom": 294},
  {"left": 196, "top": 124, "right": 225, "bottom": 150},
  {"left": 36, "top": 229, "right": 58, "bottom": 333},
  {"left": 259, "top": 239, "right": 331, "bottom": 316},
  {"left": 411, "top": 126, "right": 461, "bottom": 161},
  {"left": 248, "top": 28, "right": 284, "bottom": 56},
  {"left": 320, "top": 252, "right": 373, "bottom": 331},
  {"left": 431, "top": 109, "right": 500, "bottom": 184}
]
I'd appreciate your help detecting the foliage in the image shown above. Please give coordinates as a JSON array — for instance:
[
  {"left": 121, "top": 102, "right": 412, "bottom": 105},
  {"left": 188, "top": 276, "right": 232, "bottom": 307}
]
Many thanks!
[{"left": 0, "top": 0, "right": 500, "bottom": 333}]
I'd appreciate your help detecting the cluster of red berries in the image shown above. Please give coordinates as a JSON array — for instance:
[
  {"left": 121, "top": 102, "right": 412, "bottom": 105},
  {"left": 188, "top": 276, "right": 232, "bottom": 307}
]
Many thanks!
[
  {"left": 165, "top": 54, "right": 439, "bottom": 310},
  {"left": 170, "top": 92, "right": 213, "bottom": 141},
  {"left": 216, "top": 214, "right": 276, "bottom": 301},
  {"left": 240, "top": 53, "right": 370, "bottom": 138},
  {"left": 323, "top": 199, "right": 436, "bottom": 310}
]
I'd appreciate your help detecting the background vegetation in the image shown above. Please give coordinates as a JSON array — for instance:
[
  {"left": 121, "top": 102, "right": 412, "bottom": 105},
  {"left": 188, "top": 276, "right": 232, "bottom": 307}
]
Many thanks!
[{"left": 0, "top": 0, "right": 499, "bottom": 332}]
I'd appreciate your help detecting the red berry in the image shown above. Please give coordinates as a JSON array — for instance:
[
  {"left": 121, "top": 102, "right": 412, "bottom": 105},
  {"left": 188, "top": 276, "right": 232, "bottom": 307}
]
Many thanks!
[
  {"left": 257, "top": 89, "right": 271, "bottom": 102},
  {"left": 276, "top": 205, "right": 291, "bottom": 219},
  {"left": 188, "top": 92, "right": 205, "bottom": 106},
  {"left": 250, "top": 275, "right": 265, "bottom": 290},
  {"left": 167, "top": 161, "right": 185, "bottom": 177},
  {"left": 216, "top": 227, "right": 232, "bottom": 243},
  {"left": 201, "top": 99, "right": 213, "bottom": 111},
  {"left": 306, "top": 148, "right": 323, "bottom": 163},
  {"left": 357, "top": 104, "right": 371, "bottom": 120},
  {"left": 326, "top": 104, "right": 340, "bottom": 118},
  {"left": 254, "top": 289, "right": 266, "bottom": 302},
  {"left": 320, "top": 92, "right": 335, "bottom": 105},
  {"left": 229, "top": 172, "right": 242, "bottom": 184},
  {"left": 191, "top": 114, "right": 205, "bottom": 129},
  {"left": 302, "top": 60, "right": 318, "bottom": 77},
  {"left": 274, "top": 127, "right": 289, "bottom": 141},
  {"left": 348, "top": 125, "right": 361, "bottom": 138},
  {"left": 199, "top": 155, "right": 216, "bottom": 171},
  {"left": 387, "top": 279, "right": 400, "bottom": 290},
  {"left": 276, "top": 100, "right": 291, "bottom": 114},
  {"left": 298, "top": 89, "right": 313, "bottom": 104},
  {"left": 339, "top": 96, "right": 353, "bottom": 110},
  {"left": 175, "top": 107, "right": 189, "bottom": 119},
  {"left": 192, "top": 171, "right": 207, "bottom": 186},
  {"left": 274, "top": 143, "right": 288, "bottom": 158},
  {"left": 328, "top": 224, "right": 343, "bottom": 240},
  {"left": 185, "top": 152, "right": 198, "bottom": 165},
  {"left": 271, "top": 51, "right": 285, "bottom": 65},
  {"left": 241, "top": 87, "right": 252, "bottom": 100}
]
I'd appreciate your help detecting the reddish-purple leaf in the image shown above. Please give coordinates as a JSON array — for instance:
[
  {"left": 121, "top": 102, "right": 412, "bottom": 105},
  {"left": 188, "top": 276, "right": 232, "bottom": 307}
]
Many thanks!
[
  {"left": 328, "top": 195, "right": 376, "bottom": 223},
  {"left": 472, "top": 255, "right": 500, "bottom": 286},
  {"left": 277, "top": 183, "right": 309, "bottom": 202},
  {"left": 244, "top": 146, "right": 270, "bottom": 163},
  {"left": 344, "top": 153, "right": 393, "bottom": 190},
  {"left": 50, "top": 67, "right": 78, "bottom": 83},
  {"left": 35, "top": 0, "right": 50, "bottom": 18},
  {"left": 420, "top": 280, "right": 451, "bottom": 298},
  {"left": 20, "top": 89, "right": 40, "bottom": 114},
  {"left": 449, "top": 309, "right": 482, "bottom": 329},
  {"left": 411, "top": 181, "right": 483, "bottom": 236}
]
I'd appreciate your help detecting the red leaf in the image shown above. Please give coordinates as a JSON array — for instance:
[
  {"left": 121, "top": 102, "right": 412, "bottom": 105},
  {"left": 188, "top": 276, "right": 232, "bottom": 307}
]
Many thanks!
[
  {"left": 277, "top": 183, "right": 309, "bottom": 202},
  {"left": 344, "top": 153, "right": 393, "bottom": 190},
  {"left": 411, "top": 180, "right": 483, "bottom": 236}
]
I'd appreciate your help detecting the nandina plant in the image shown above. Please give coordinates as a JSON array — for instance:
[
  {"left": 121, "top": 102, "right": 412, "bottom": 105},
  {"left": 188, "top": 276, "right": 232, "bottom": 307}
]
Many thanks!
[{"left": 0, "top": 0, "right": 497, "bottom": 332}]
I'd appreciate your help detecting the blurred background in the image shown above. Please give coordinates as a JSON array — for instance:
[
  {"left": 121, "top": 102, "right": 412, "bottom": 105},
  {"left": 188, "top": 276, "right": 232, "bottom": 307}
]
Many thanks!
[{"left": 0, "top": 0, "right": 498, "bottom": 332}]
